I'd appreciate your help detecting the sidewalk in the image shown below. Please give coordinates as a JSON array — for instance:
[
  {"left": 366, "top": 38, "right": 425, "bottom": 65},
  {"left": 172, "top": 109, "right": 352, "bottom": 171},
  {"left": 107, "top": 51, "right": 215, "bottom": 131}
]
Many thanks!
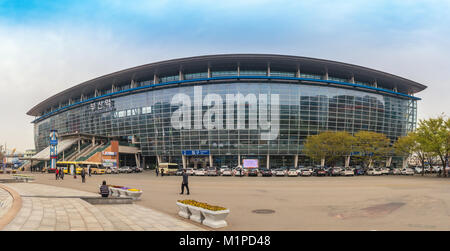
[{"left": 1, "top": 183, "right": 204, "bottom": 231}]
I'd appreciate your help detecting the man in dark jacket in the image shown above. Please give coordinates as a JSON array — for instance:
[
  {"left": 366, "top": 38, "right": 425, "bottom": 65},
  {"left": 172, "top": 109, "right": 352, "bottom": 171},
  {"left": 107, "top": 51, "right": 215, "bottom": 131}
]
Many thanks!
[
  {"left": 81, "top": 168, "right": 86, "bottom": 183},
  {"left": 180, "top": 169, "right": 190, "bottom": 195},
  {"left": 99, "top": 180, "right": 109, "bottom": 198}
]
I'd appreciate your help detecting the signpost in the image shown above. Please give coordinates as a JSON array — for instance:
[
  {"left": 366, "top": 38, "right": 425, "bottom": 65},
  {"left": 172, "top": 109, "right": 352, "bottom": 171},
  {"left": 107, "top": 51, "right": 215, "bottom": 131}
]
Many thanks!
[{"left": 49, "top": 130, "right": 58, "bottom": 172}]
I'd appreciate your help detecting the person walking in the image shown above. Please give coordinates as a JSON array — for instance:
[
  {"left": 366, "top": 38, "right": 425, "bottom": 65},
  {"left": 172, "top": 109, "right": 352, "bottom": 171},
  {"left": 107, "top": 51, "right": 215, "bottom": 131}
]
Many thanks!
[
  {"left": 99, "top": 180, "right": 109, "bottom": 198},
  {"left": 60, "top": 168, "right": 64, "bottom": 180},
  {"left": 161, "top": 169, "right": 164, "bottom": 177},
  {"left": 180, "top": 169, "right": 190, "bottom": 195},
  {"left": 55, "top": 168, "right": 59, "bottom": 180},
  {"left": 156, "top": 167, "right": 159, "bottom": 176},
  {"left": 88, "top": 165, "right": 91, "bottom": 177},
  {"left": 81, "top": 168, "right": 86, "bottom": 183}
]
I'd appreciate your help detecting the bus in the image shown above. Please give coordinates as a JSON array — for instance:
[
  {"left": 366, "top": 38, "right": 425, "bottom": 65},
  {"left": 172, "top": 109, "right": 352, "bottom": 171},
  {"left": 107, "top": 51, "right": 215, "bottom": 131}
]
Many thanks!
[
  {"left": 158, "top": 163, "right": 179, "bottom": 175},
  {"left": 56, "top": 161, "right": 105, "bottom": 175}
]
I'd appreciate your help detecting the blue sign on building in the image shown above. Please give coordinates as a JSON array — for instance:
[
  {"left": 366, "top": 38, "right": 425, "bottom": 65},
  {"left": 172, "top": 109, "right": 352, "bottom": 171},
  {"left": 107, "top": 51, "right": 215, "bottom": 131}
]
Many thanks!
[{"left": 182, "top": 150, "right": 210, "bottom": 156}]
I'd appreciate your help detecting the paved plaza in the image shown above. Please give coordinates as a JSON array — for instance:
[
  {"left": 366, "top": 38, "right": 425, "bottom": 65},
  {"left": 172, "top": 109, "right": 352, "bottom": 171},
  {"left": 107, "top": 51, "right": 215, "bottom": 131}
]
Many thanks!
[
  {"left": 2, "top": 172, "right": 450, "bottom": 230},
  {"left": 0, "top": 181, "right": 203, "bottom": 231}
]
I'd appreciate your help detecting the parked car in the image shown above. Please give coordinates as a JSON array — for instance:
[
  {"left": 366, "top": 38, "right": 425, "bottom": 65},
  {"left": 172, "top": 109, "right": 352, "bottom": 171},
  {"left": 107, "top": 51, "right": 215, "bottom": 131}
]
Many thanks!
[
  {"left": 367, "top": 168, "right": 382, "bottom": 176},
  {"left": 392, "top": 168, "right": 402, "bottom": 175},
  {"left": 233, "top": 168, "right": 245, "bottom": 176},
  {"left": 247, "top": 168, "right": 259, "bottom": 177},
  {"left": 219, "top": 166, "right": 228, "bottom": 175},
  {"left": 275, "top": 168, "right": 287, "bottom": 176},
  {"left": 106, "top": 166, "right": 119, "bottom": 174},
  {"left": 300, "top": 169, "right": 313, "bottom": 176},
  {"left": 380, "top": 167, "right": 390, "bottom": 175},
  {"left": 194, "top": 168, "right": 206, "bottom": 176},
  {"left": 287, "top": 169, "right": 299, "bottom": 177},
  {"left": 313, "top": 168, "right": 327, "bottom": 176},
  {"left": 186, "top": 168, "right": 194, "bottom": 176},
  {"left": 401, "top": 168, "right": 414, "bottom": 175},
  {"left": 221, "top": 168, "right": 232, "bottom": 176},
  {"left": 176, "top": 168, "right": 184, "bottom": 176},
  {"left": 260, "top": 168, "right": 273, "bottom": 177},
  {"left": 119, "top": 166, "right": 131, "bottom": 173},
  {"left": 340, "top": 168, "right": 354, "bottom": 176},
  {"left": 207, "top": 168, "right": 218, "bottom": 176},
  {"left": 331, "top": 167, "right": 343, "bottom": 176}
]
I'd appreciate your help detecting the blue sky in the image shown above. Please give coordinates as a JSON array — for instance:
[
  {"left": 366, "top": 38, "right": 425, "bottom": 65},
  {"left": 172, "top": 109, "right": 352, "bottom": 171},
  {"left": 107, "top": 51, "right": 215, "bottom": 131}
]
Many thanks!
[{"left": 0, "top": 0, "right": 449, "bottom": 151}]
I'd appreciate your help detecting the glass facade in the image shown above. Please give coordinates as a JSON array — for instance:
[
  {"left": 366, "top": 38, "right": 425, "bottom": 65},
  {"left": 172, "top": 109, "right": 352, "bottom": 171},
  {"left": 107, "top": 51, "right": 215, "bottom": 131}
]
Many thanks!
[{"left": 34, "top": 82, "right": 417, "bottom": 162}]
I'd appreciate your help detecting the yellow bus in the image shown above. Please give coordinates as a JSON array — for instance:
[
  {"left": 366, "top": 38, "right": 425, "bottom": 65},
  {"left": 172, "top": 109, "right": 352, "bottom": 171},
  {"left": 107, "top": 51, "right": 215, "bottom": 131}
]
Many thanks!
[
  {"left": 56, "top": 161, "right": 105, "bottom": 175},
  {"left": 158, "top": 163, "right": 179, "bottom": 175}
]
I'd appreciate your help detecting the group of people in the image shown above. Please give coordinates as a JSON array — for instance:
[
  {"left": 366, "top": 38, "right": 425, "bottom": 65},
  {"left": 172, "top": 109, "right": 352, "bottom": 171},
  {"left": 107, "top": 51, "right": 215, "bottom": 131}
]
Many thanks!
[{"left": 55, "top": 167, "right": 88, "bottom": 183}]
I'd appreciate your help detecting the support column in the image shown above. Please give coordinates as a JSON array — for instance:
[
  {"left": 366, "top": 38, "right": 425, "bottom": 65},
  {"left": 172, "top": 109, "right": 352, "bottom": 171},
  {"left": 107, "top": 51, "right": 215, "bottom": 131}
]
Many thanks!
[
  {"left": 266, "top": 154, "right": 270, "bottom": 169},
  {"left": 296, "top": 66, "right": 301, "bottom": 78},
  {"left": 92, "top": 136, "right": 96, "bottom": 147},
  {"left": 156, "top": 155, "right": 161, "bottom": 165},
  {"left": 179, "top": 69, "right": 184, "bottom": 81},
  {"left": 345, "top": 156, "right": 350, "bottom": 168},
  {"left": 63, "top": 151, "right": 65, "bottom": 161},
  {"left": 386, "top": 157, "right": 392, "bottom": 167},
  {"left": 182, "top": 155, "right": 187, "bottom": 169},
  {"left": 267, "top": 63, "right": 271, "bottom": 76},
  {"left": 209, "top": 154, "right": 213, "bottom": 168},
  {"left": 323, "top": 69, "right": 328, "bottom": 80},
  {"left": 321, "top": 158, "right": 325, "bottom": 167},
  {"left": 238, "top": 154, "right": 241, "bottom": 167},
  {"left": 294, "top": 154, "right": 298, "bottom": 168},
  {"left": 207, "top": 65, "right": 211, "bottom": 78},
  {"left": 78, "top": 140, "right": 81, "bottom": 153}
]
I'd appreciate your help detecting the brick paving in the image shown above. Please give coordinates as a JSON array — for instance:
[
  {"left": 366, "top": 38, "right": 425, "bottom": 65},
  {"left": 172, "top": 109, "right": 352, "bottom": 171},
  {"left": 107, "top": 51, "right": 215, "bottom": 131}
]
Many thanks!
[
  {"left": 0, "top": 187, "right": 13, "bottom": 219},
  {"left": 1, "top": 183, "right": 203, "bottom": 231}
]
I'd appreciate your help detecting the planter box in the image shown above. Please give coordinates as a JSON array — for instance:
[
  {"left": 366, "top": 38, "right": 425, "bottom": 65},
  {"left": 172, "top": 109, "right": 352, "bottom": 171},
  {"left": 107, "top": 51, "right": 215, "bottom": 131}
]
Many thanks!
[
  {"left": 176, "top": 202, "right": 191, "bottom": 219},
  {"left": 187, "top": 205, "right": 204, "bottom": 223},
  {"left": 125, "top": 189, "right": 143, "bottom": 200},
  {"left": 201, "top": 208, "right": 230, "bottom": 228},
  {"left": 109, "top": 187, "right": 120, "bottom": 197}
]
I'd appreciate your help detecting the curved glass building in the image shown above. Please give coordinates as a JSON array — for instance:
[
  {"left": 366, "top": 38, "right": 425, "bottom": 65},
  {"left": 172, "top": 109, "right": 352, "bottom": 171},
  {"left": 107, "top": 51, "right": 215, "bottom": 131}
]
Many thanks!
[{"left": 27, "top": 54, "right": 427, "bottom": 168}]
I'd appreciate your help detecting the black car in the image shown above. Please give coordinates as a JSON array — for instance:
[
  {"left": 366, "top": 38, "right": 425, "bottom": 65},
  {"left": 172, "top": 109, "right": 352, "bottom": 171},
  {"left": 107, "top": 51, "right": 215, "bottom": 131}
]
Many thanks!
[
  {"left": 313, "top": 168, "right": 327, "bottom": 176},
  {"left": 260, "top": 168, "right": 272, "bottom": 177},
  {"left": 247, "top": 168, "right": 259, "bottom": 177}
]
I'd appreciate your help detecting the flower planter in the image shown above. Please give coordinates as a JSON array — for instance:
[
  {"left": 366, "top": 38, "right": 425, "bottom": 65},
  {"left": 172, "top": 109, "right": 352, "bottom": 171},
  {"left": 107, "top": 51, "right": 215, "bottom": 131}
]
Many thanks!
[
  {"left": 201, "top": 208, "right": 230, "bottom": 228},
  {"left": 125, "top": 189, "right": 143, "bottom": 200},
  {"left": 176, "top": 202, "right": 191, "bottom": 219},
  {"left": 109, "top": 187, "right": 120, "bottom": 197},
  {"left": 187, "top": 205, "right": 204, "bottom": 223}
]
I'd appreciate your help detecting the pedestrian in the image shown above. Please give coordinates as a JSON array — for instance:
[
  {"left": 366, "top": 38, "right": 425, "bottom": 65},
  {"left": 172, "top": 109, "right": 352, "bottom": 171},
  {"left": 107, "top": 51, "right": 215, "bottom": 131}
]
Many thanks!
[
  {"left": 99, "top": 180, "right": 109, "bottom": 198},
  {"left": 81, "top": 168, "right": 86, "bottom": 183},
  {"left": 161, "top": 169, "right": 164, "bottom": 177},
  {"left": 156, "top": 167, "right": 159, "bottom": 176},
  {"left": 60, "top": 168, "right": 64, "bottom": 180},
  {"left": 88, "top": 165, "right": 91, "bottom": 177},
  {"left": 239, "top": 168, "right": 242, "bottom": 177},
  {"left": 55, "top": 168, "right": 59, "bottom": 180},
  {"left": 180, "top": 169, "right": 190, "bottom": 195}
]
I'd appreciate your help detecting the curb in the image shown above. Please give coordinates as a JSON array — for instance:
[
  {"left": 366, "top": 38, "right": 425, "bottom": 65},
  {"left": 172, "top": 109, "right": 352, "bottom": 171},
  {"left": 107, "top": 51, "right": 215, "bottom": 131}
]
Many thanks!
[{"left": 0, "top": 184, "right": 23, "bottom": 230}]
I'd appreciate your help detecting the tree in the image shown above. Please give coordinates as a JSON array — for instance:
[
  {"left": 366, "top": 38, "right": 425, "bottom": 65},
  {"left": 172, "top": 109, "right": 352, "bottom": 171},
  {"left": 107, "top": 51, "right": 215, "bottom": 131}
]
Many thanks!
[
  {"left": 352, "top": 131, "right": 390, "bottom": 169},
  {"left": 394, "top": 132, "right": 428, "bottom": 175},
  {"left": 303, "top": 131, "right": 354, "bottom": 166},
  {"left": 416, "top": 116, "right": 450, "bottom": 177}
]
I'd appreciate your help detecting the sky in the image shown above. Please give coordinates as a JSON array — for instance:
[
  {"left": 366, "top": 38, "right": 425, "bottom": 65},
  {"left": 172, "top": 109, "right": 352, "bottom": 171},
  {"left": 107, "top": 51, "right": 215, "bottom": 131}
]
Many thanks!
[{"left": 0, "top": 0, "right": 449, "bottom": 152}]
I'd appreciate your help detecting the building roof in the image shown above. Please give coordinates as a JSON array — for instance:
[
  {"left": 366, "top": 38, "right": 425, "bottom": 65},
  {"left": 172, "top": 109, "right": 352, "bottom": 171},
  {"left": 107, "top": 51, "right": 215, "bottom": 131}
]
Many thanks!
[{"left": 27, "top": 54, "right": 427, "bottom": 116}]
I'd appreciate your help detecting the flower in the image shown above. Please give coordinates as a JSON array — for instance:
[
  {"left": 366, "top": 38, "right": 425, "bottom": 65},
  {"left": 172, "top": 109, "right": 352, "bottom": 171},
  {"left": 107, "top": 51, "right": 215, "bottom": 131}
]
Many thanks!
[{"left": 177, "top": 200, "right": 227, "bottom": 211}]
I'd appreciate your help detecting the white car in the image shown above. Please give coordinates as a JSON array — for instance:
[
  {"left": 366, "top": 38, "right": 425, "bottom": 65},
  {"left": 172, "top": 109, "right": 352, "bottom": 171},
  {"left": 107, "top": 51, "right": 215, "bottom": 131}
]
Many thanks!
[
  {"left": 331, "top": 167, "right": 343, "bottom": 176},
  {"left": 367, "top": 168, "right": 382, "bottom": 176},
  {"left": 186, "top": 168, "right": 194, "bottom": 176},
  {"left": 194, "top": 168, "right": 206, "bottom": 176},
  {"left": 219, "top": 166, "right": 228, "bottom": 175},
  {"left": 221, "top": 168, "right": 232, "bottom": 176},
  {"left": 301, "top": 169, "right": 312, "bottom": 176},
  {"left": 401, "top": 168, "right": 414, "bottom": 175},
  {"left": 340, "top": 168, "right": 354, "bottom": 176},
  {"left": 233, "top": 168, "right": 245, "bottom": 176},
  {"left": 380, "top": 168, "right": 390, "bottom": 175},
  {"left": 287, "top": 169, "right": 298, "bottom": 177},
  {"left": 275, "top": 169, "right": 287, "bottom": 176},
  {"left": 392, "top": 168, "right": 402, "bottom": 175}
]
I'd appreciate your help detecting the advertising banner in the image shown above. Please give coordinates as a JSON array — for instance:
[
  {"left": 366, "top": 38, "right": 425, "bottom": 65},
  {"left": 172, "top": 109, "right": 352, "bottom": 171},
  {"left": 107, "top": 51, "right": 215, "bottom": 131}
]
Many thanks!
[{"left": 243, "top": 159, "right": 258, "bottom": 168}]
